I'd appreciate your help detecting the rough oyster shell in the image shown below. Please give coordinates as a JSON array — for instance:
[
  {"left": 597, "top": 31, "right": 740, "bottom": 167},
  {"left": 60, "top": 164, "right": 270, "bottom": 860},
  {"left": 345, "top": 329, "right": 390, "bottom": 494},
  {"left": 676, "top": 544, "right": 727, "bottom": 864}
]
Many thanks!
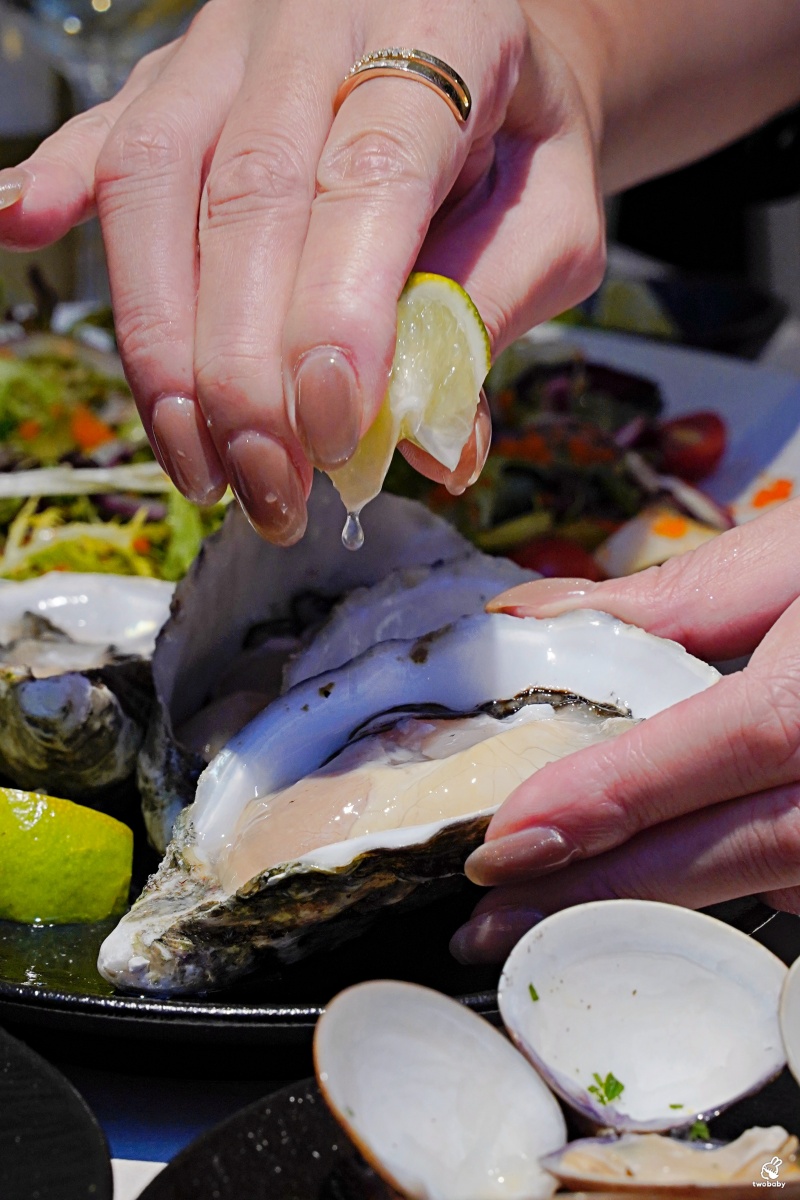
[
  {"left": 0, "top": 573, "right": 172, "bottom": 797},
  {"left": 138, "top": 476, "right": 529, "bottom": 850},
  {"left": 99, "top": 610, "right": 719, "bottom": 995}
]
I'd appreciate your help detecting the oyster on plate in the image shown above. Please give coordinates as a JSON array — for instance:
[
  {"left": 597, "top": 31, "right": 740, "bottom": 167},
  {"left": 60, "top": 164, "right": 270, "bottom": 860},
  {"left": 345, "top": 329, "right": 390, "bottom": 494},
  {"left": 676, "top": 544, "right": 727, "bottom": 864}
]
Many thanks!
[
  {"left": 99, "top": 610, "right": 719, "bottom": 995},
  {"left": 138, "top": 476, "right": 532, "bottom": 850},
  {"left": 0, "top": 572, "right": 173, "bottom": 798}
]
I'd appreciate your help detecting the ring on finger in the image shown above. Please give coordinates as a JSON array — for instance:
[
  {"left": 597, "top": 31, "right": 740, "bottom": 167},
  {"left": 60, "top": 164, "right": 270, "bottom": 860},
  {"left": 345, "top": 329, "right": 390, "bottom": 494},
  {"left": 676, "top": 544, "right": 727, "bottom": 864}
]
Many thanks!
[{"left": 334, "top": 48, "right": 471, "bottom": 124}]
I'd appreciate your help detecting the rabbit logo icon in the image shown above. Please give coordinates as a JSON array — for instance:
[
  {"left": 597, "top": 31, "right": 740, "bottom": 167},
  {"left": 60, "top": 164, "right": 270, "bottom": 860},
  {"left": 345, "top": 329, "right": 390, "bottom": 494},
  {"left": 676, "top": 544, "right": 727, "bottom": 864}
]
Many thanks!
[{"left": 762, "top": 1158, "right": 782, "bottom": 1181}]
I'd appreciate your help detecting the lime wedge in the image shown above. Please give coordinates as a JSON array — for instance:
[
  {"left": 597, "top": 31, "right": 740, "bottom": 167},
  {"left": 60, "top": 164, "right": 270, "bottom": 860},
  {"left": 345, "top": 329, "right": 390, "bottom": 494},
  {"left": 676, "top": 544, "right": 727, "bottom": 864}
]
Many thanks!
[
  {"left": 0, "top": 787, "right": 133, "bottom": 924},
  {"left": 327, "top": 273, "right": 490, "bottom": 519}
]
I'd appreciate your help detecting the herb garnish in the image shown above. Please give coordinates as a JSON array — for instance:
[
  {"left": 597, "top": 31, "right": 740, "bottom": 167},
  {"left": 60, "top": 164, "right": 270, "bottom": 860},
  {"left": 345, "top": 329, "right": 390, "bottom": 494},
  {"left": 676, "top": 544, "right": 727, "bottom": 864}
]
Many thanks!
[
  {"left": 587, "top": 1072, "right": 625, "bottom": 1106},
  {"left": 528, "top": 983, "right": 539, "bottom": 1002},
  {"left": 688, "top": 1120, "right": 711, "bottom": 1142}
]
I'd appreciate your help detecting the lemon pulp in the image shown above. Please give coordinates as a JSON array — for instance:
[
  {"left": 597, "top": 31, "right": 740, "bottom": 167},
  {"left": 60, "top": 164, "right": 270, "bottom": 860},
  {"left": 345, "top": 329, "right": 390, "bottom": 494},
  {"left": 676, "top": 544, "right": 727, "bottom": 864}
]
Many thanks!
[{"left": 327, "top": 273, "right": 490, "bottom": 547}]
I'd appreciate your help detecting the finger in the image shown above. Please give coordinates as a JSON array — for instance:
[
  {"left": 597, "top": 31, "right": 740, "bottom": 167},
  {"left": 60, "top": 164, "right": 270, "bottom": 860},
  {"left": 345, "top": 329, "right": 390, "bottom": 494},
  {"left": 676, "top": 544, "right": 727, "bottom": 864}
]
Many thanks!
[
  {"left": 464, "top": 593, "right": 800, "bottom": 881},
  {"left": 94, "top": 2, "right": 249, "bottom": 503},
  {"left": 0, "top": 43, "right": 176, "bottom": 251},
  {"left": 451, "top": 781, "right": 800, "bottom": 963},
  {"left": 416, "top": 35, "right": 606, "bottom": 355},
  {"left": 280, "top": 9, "right": 527, "bottom": 473},
  {"left": 194, "top": 4, "right": 352, "bottom": 542},
  {"left": 487, "top": 499, "right": 800, "bottom": 661},
  {"left": 759, "top": 885, "right": 800, "bottom": 915},
  {"left": 398, "top": 389, "right": 491, "bottom": 493}
]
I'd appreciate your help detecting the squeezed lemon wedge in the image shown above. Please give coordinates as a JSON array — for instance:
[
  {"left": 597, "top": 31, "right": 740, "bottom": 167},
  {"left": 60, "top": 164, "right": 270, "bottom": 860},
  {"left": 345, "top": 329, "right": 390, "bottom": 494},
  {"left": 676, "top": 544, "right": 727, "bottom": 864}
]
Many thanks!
[{"left": 327, "top": 273, "right": 490, "bottom": 544}]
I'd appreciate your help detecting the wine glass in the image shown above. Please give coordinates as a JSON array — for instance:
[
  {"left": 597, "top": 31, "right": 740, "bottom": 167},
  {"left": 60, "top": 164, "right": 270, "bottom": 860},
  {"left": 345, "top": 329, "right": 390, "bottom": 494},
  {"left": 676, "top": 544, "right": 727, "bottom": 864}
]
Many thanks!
[{"left": 0, "top": 0, "right": 203, "bottom": 298}]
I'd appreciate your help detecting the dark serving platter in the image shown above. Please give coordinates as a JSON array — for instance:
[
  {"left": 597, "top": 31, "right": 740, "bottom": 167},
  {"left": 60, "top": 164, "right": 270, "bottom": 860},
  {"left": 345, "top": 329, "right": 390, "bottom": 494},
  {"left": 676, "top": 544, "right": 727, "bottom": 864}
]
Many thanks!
[
  {"left": 0, "top": 886, "right": 501, "bottom": 1072},
  {"left": 139, "top": 1067, "right": 800, "bottom": 1200}
]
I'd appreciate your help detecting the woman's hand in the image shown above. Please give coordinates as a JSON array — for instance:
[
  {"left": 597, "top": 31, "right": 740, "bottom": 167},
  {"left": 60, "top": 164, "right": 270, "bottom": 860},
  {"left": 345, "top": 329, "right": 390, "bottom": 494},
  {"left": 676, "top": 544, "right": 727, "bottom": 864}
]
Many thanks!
[
  {"left": 451, "top": 500, "right": 800, "bottom": 964},
  {"left": 0, "top": 0, "right": 606, "bottom": 541}
]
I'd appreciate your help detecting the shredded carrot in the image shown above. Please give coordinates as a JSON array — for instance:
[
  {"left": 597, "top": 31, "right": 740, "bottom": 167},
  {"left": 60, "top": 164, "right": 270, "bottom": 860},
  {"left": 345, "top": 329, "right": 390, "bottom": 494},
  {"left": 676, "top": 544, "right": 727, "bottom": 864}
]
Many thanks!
[
  {"left": 132, "top": 536, "right": 151, "bottom": 554},
  {"left": 70, "top": 405, "right": 115, "bottom": 451},
  {"left": 493, "top": 431, "right": 552, "bottom": 465},
  {"left": 566, "top": 435, "right": 615, "bottom": 466},
  {"left": 652, "top": 514, "right": 690, "bottom": 539},
  {"left": 16, "top": 419, "right": 42, "bottom": 441},
  {"left": 752, "top": 478, "right": 793, "bottom": 508}
]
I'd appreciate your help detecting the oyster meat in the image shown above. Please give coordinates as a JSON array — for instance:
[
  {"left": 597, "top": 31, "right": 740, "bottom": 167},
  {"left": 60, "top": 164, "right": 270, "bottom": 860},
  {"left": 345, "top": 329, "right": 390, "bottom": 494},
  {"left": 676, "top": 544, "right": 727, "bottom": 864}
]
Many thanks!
[
  {"left": 139, "top": 476, "right": 531, "bottom": 850},
  {"left": 0, "top": 573, "right": 173, "bottom": 798},
  {"left": 99, "top": 610, "right": 719, "bottom": 995}
]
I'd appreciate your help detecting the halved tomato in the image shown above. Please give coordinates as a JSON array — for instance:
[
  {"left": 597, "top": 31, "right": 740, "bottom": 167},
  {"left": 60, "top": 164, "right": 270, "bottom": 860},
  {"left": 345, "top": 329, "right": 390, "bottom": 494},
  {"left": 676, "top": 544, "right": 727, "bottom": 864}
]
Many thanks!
[
  {"left": 508, "top": 536, "right": 607, "bottom": 580},
  {"left": 658, "top": 413, "right": 726, "bottom": 482}
]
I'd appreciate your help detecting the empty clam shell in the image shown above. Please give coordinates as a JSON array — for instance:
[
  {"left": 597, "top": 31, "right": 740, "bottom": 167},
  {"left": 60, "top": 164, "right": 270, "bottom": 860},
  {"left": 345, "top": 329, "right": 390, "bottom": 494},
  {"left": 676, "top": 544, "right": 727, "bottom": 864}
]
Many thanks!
[
  {"left": 780, "top": 954, "right": 800, "bottom": 1088},
  {"left": 315, "top": 980, "right": 566, "bottom": 1200},
  {"left": 498, "top": 900, "right": 787, "bottom": 1133}
]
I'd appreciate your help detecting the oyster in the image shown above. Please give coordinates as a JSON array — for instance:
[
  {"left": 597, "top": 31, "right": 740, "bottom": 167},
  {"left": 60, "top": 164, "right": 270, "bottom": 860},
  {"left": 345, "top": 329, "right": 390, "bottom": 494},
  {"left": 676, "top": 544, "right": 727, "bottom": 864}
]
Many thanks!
[
  {"left": 99, "top": 610, "right": 719, "bottom": 995},
  {"left": 780, "top": 953, "right": 800, "bottom": 1089},
  {"left": 498, "top": 900, "right": 788, "bottom": 1133},
  {"left": 139, "top": 476, "right": 530, "bottom": 850},
  {"left": 315, "top": 979, "right": 567, "bottom": 1200},
  {"left": 0, "top": 573, "right": 173, "bottom": 797}
]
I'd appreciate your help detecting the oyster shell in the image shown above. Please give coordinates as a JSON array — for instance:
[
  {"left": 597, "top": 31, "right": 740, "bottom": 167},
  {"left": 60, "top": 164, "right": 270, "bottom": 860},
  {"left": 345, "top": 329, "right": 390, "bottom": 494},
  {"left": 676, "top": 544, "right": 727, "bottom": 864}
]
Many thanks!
[
  {"left": 780, "top": 953, "right": 800, "bottom": 1089},
  {"left": 0, "top": 573, "right": 172, "bottom": 797},
  {"left": 498, "top": 900, "right": 788, "bottom": 1134},
  {"left": 315, "top": 979, "right": 567, "bottom": 1200},
  {"left": 139, "top": 476, "right": 529, "bottom": 850},
  {"left": 99, "top": 610, "right": 719, "bottom": 995}
]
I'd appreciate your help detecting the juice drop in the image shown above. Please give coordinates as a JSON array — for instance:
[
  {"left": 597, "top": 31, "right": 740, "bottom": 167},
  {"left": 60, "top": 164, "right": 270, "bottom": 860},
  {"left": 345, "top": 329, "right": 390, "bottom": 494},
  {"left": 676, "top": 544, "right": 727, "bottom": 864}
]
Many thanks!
[{"left": 341, "top": 511, "right": 364, "bottom": 552}]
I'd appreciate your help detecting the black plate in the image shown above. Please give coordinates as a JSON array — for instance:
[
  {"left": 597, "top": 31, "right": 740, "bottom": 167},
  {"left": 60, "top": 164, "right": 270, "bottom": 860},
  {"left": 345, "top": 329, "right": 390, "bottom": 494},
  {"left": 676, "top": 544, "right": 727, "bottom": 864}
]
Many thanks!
[
  {"left": 0, "top": 887, "right": 501, "bottom": 1070},
  {"left": 0, "top": 1021, "right": 112, "bottom": 1200},
  {"left": 138, "top": 1066, "right": 800, "bottom": 1200}
]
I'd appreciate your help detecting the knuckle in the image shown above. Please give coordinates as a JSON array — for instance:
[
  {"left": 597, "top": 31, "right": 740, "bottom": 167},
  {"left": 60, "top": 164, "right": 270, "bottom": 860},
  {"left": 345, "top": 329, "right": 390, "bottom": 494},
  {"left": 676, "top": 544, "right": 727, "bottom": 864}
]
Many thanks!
[
  {"left": 739, "top": 673, "right": 800, "bottom": 779},
  {"left": 205, "top": 139, "right": 310, "bottom": 225},
  {"left": 318, "top": 127, "right": 433, "bottom": 200},
  {"left": 195, "top": 346, "right": 266, "bottom": 400},
  {"left": 96, "top": 116, "right": 189, "bottom": 186},
  {"left": 746, "top": 792, "right": 800, "bottom": 880},
  {"left": 115, "top": 300, "right": 189, "bottom": 364}
]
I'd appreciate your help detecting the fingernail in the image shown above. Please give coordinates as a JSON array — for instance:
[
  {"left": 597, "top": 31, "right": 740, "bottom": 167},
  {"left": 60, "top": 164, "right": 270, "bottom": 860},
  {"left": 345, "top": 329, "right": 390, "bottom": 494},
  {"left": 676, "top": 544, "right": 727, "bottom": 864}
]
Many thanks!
[
  {"left": 465, "top": 827, "right": 574, "bottom": 886},
  {"left": 0, "top": 168, "right": 28, "bottom": 211},
  {"left": 450, "top": 907, "right": 544, "bottom": 964},
  {"left": 486, "top": 578, "right": 600, "bottom": 617},
  {"left": 288, "top": 346, "right": 360, "bottom": 469},
  {"left": 227, "top": 431, "right": 307, "bottom": 545},
  {"left": 151, "top": 395, "right": 226, "bottom": 506}
]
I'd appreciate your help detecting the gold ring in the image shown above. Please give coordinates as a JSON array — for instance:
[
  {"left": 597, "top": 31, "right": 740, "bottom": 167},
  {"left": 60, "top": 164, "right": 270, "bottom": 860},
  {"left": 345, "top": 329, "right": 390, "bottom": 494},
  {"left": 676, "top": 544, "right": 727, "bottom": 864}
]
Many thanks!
[{"left": 334, "top": 48, "right": 471, "bottom": 125}]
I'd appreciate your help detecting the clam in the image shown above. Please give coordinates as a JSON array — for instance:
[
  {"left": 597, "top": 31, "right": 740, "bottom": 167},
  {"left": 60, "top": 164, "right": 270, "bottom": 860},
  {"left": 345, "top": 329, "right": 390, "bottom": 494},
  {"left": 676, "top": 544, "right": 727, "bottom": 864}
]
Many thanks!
[
  {"left": 498, "top": 901, "right": 788, "bottom": 1133},
  {"left": 0, "top": 572, "right": 173, "bottom": 797},
  {"left": 137, "top": 477, "right": 494, "bottom": 850},
  {"left": 780, "top": 953, "right": 800, "bottom": 1089},
  {"left": 314, "top": 979, "right": 567, "bottom": 1200},
  {"left": 98, "top": 610, "right": 718, "bottom": 995}
]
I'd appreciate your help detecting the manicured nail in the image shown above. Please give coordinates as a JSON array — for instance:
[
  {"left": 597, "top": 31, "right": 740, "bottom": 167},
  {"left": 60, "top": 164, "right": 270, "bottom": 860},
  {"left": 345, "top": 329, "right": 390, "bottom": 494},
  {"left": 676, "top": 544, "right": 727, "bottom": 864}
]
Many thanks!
[
  {"left": 0, "top": 168, "right": 28, "bottom": 211},
  {"left": 450, "top": 907, "right": 544, "bottom": 964},
  {"left": 486, "top": 578, "right": 600, "bottom": 617},
  {"left": 227, "top": 431, "right": 307, "bottom": 545},
  {"left": 288, "top": 346, "right": 360, "bottom": 469},
  {"left": 465, "top": 827, "right": 574, "bottom": 886},
  {"left": 151, "top": 395, "right": 226, "bottom": 506}
]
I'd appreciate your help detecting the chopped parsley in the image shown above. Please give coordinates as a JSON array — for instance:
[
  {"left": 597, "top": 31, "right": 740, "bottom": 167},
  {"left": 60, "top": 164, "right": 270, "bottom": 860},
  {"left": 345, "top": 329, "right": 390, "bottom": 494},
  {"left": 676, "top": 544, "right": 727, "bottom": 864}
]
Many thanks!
[
  {"left": 669, "top": 1103, "right": 684, "bottom": 1110},
  {"left": 528, "top": 983, "right": 539, "bottom": 1002},
  {"left": 587, "top": 1072, "right": 625, "bottom": 1106},
  {"left": 688, "top": 1120, "right": 711, "bottom": 1142}
]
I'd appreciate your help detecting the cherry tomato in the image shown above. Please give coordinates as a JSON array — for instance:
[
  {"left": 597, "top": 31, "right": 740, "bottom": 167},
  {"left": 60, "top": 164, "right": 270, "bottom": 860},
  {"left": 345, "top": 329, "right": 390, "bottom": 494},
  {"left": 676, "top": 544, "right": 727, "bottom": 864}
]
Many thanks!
[
  {"left": 508, "top": 537, "right": 607, "bottom": 580},
  {"left": 658, "top": 413, "right": 726, "bottom": 482}
]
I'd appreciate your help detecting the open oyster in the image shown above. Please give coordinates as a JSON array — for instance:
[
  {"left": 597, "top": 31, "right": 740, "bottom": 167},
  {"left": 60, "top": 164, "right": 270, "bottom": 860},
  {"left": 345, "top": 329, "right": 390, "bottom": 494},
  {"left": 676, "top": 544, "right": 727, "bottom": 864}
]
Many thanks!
[
  {"left": 780, "top": 953, "right": 800, "bottom": 1089},
  {"left": 0, "top": 573, "right": 173, "bottom": 797},
  {"left": 139, "top": 476, "right": 530, "bottom": 850},
  {"left": 99, "top": 610, "right": 718, "bottom": 995},
  {"left": 315, "top": 979, "right": 567, "bottom": 1200}
]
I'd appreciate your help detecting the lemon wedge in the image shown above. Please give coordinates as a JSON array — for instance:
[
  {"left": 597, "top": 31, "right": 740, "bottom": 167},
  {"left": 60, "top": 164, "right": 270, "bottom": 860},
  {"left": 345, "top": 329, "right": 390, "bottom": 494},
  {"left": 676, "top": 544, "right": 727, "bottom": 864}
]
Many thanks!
[
  {"left": 0, "top": 787, "right": 133, "bottom": 924},
  {"left": 327, "top": 273, "right": 490, "bottom": 546}
]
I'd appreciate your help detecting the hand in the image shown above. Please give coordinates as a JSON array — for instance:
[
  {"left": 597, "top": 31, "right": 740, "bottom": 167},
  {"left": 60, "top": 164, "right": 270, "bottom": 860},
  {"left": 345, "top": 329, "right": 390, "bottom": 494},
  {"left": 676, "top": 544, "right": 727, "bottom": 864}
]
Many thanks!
[
  {"left": 450, "top": 499, "right": 800, "bottom": 964},
  {"left": 0, "top": 0, "right": 605, "bottom": 542}
]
